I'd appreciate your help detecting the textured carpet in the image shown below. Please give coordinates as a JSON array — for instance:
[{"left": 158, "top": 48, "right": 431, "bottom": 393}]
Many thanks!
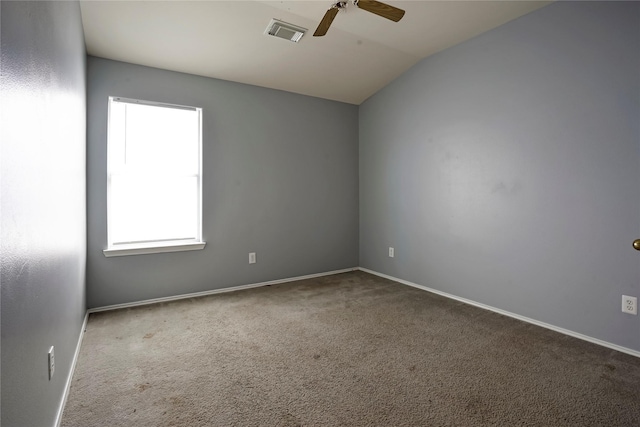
[{"left": 61, "top": 271, "right": 640, "bottom": 426}]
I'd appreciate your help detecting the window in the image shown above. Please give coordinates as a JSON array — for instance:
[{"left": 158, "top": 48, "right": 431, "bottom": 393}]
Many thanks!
[{"left": 103, "top": 97, "right": 205, "bottom": 257}]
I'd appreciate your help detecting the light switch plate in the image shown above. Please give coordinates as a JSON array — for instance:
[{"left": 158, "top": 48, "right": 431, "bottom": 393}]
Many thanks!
[{"left": 48, "top": 346, "right": 55, "bottom": 380}]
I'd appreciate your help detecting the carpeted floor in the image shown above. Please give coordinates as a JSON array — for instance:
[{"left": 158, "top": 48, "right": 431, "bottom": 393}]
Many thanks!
[{"left": 61, "top": 271, "right": 640, "bottom": 426}]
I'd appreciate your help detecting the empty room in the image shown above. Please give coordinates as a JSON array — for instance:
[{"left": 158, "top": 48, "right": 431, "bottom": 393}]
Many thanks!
[{"left": 2, "top": 0, "right": 640, "bottom": 426}]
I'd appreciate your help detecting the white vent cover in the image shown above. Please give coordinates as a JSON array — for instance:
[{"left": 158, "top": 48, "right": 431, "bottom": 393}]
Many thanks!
[{"left": 265, "top": 19, "right": 307, "bottom": 43}]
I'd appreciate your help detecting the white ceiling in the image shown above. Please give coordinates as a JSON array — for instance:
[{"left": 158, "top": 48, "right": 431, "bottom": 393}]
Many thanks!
[{"left": 80, "top": 0, "right": 550, "bottom": 105}]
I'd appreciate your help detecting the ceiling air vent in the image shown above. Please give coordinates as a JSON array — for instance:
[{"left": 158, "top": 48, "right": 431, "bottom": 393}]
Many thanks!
[{"left": 264, "top": 19, "right": 307, "bottom": 43}]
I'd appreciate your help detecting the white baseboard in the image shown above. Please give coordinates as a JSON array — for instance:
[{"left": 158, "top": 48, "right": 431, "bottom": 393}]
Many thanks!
[
  {"left": 55, "top": 310, "right": 89, "bottom": 427},
  {"left": 57, "top": 265, "right": 637, "bottom": 427},
  {"left": 88, "top": 267, "right": 359, "bottom": 313},
  {"left": 359, "top": 267, "right": 640, "bottom": 359},
  {"left": 55, "top": 268, "right": 357, "bottom": 425}
]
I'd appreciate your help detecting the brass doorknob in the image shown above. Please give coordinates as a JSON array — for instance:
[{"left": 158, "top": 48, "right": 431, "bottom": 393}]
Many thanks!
[{"left": 634, "top": 239, "right": 640, "bottom": 251}]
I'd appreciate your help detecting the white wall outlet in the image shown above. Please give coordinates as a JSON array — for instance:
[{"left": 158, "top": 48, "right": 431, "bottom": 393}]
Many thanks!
[
  {"left": 622, "top": 295, "right": 637, "bottom": 315},
  {"left": 249, "top": 252, "right": 256, "bottom": 264},
  {"left": 48, "top": 346, "right": 55, "bottom": 380},
  {"left": 389, "top": 247, "right": 394, "bottom": 258}
]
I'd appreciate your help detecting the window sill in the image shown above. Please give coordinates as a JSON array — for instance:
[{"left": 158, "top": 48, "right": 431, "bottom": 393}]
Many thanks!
[{"left": 103, "top": 241, "right": 206, "bottom": 257}]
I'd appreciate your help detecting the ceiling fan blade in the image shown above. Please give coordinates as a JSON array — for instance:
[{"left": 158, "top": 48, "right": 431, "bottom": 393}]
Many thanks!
[
  {"left": 314, "top": 7, "right": 340, "bottom": 36},
  {"left": 356, "top": 0, "right": 405, "bottom": 22}
]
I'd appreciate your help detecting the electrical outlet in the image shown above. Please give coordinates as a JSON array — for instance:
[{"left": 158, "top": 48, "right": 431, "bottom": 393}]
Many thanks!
[
  {"left": 389, "top": 247, "right": 394, "bottom": 258},
  {"left": 622, "top": 295, "right": 637, "bottom": 315},
  {"left": 249, "top": 252, "right": 256, "bottom": 264},
  {"left": 48, "top": 346, "right": 55, "bottom": 380}
]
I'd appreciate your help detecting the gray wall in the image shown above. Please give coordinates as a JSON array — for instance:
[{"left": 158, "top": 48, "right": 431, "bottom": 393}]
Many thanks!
[
  {"left": 87, "top": 57, "right": 359, "bottom": 308},
  {"left": 1, "top": 2, "right": 87, "bottom": 426},
  {"left": 360, "top": 1, "right": 640, "bottom": 351}
]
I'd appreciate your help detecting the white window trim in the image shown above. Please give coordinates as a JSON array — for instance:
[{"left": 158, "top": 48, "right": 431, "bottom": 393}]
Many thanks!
[
  {"left": 104, "top": 96, "right": 206, "bottom": 257},
  {"left": 103, "top": 241, "right": 206, "bottom": 257}
]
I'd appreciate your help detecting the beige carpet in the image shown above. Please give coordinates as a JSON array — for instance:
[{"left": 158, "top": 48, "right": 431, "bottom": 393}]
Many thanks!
[{"left": 61, "top": 271, "right": 640, "bottom": 426}]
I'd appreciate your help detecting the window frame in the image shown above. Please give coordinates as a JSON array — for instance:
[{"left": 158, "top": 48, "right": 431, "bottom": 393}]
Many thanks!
[{"left": 103, "top": 96, "right": 206, "bottom": 257}]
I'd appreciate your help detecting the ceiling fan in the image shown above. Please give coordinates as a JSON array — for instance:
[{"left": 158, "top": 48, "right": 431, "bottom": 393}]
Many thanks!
[{"left": 313, "top": 0, "right": 405, "bottom": 37}]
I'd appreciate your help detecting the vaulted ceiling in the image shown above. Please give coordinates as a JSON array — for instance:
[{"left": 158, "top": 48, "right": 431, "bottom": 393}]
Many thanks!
[{"left": 80, "top": 1, "right": 550, "bottom": 104}]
